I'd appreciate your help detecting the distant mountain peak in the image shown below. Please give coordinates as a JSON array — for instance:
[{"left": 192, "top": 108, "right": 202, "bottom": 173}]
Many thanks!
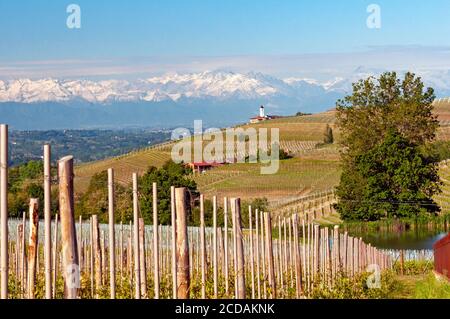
[{"left": 0, "top": 71, "right": 332, "bottom": 104}]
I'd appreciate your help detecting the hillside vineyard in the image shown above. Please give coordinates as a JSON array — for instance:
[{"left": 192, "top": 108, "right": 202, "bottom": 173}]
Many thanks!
[{"left": 0, "top": 124, "right": 391, "bottom": 299}]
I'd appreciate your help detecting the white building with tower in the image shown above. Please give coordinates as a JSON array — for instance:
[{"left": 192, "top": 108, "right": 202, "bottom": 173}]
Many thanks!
[{"left": 249, "top": 105, "right": 281, "bottom": 124}]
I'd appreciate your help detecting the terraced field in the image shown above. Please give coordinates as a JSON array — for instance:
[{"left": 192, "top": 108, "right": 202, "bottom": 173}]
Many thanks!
[
  {"left": 74, "top": 112, "right": 337, "bottom": 194},
  {"left": 194, "top": 157, "right": 341, "bottom": 204},
  {"left": 74, "top": 144, "right": 173, "bottom": 193}
]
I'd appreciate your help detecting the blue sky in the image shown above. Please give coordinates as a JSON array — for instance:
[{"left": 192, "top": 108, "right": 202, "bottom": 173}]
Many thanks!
[{"left": 1, "top": 0, "right": 450, "bottom": 78}]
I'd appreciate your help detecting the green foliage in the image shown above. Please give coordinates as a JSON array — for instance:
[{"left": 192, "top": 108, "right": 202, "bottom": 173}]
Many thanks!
[
  {"left": 76, "top": 170, "right": 132, "bottom": 223},
  {"left": 393, "top": 260, "right": 434, "bottom": 276},
  {"left": 139, "top": 160, "right": 197, "bottom": 225},
  {"left": 336, "top": 72, "right": 441, "bottom": 221},
  {"left": 7, "top": 160, "right": 57, "bottom": 217},
  {"left": 421, "top": 140, "right": 450, "bottom": 162},
  {"left": 340, "top": 131, "right": 441, "bottom": 220},
  {"left": 414, "top": 273, "right": 450, "bottom": 299},
  {"left": 310, "top": 270, "right": 398, "bottom": 299},
  {"left": 9, "top": 160, "right": 43, "bottom": 191}
]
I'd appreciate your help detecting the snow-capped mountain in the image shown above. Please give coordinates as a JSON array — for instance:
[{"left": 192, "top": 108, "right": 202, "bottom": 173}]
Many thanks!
[
  {"left": 2, "top": 69, "right": 448, "bottom": 130},
  {"left": 0, "top": 71, "right": 336, "bottom": 104},
  {"left": 2, "top": 68, "right": 450, "bottom": 105}
]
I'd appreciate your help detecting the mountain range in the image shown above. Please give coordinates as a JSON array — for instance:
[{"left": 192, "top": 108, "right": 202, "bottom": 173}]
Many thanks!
[{"left": 1, "top": 69, "right": 449, "bottom": 130}]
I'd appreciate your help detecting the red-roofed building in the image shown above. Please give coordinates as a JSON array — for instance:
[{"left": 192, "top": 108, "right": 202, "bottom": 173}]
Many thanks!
[{"left": 186, "top": 161, "right": 224, "bottom": 174}]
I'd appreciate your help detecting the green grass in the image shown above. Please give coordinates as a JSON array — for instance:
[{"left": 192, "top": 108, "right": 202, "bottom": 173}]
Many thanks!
[{"left": 414, "top": 273, "right": 450, "bottom": 299}]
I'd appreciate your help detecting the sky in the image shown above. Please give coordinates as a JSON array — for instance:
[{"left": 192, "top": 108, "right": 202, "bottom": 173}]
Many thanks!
[{"left": 1, "top": 0, "right": 450, "bottom": 79}]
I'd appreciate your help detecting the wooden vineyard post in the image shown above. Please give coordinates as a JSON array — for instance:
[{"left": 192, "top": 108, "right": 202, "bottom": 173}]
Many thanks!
[
  {"left": 19, "top": 220, "right": 25, "bottom": 298},
  {"left": 289, "top": 218, "right": 294, "bottom": 290},
  {"left": 139, "top": 218, "right": 147, "bottom": 298},
  {"left": 58, "top": 156, "right": 80, "bottom": 299},
  {"left": 153, "top": 182, "right": 160, "bottom": 299},
  {"left": 108, "top": 168, "right": 116, "bottom": 299},
  {"left": 78, "top": 216, "right": 83, "bottom": 272},
  {"left": 249, "top": 206, "right": 255, "bottom": 299},
  {"left": 314, "top": 224, "right": 320, "bottom": 279},
  {"left": 89, "top": 217, "right": 94, "bottom": 297},
  {"left": 0, "top": 124, "right": 8, "bottom": 299},
  {"left": 171, "top": 186, "right": 177, "bottom": 299},
  {"left": 223, "top": 197, "right": 229, "bottom": 296},
  {"left": 175, "top": 188, "right": 190, "bottom": 299},
  {"left": 292, "top": 214, "right": 303, "bottom": 298},
  {"left": 264, "top": 213, "right": 277, "bottom": 299},
  {"left": 213, "top": 196, "right": 218, "bottom": 298},
  {"left": 200, "top": 194, "right": 206, "bottom": 299},
  {"left": 132, "top": 173, "right": 141, "bottom": 299},
  {"left": 260, "top": 211, "right": 267, "bottom": 299},
  {"left": 283, "top": 218, "right": 288, "bottom": 294},
  {"left": 278, "top": 217, "right": 284, "bottom": 295},
  {"left": 92, "top": 215, "right": 102, "bottom": 297},
  {"left": 119, "top": 222, "right": 123, "bottom": 284},
  {"left": 231, "top": 198, "right": 245, "bottom": 299},
  {"left": 400, "top": 250, "right": 404, "bottom": 275},
  {"left": 255, "top": 209, "right": 261, "bottom": 299},
  {"left": 232, "top": 201, "right": 237, "bottom": 298},
  {"left": 301, "top": 219, "right": 307, "bottom": 291},
  {"left": 52, "top": 214, "right": 58, "bottom": 298},
  {"left": 343, "top": 232, "right": 348, "bottom": 274},
  {"left": 27, "top": 199, "right": 39, "bottom": 299},
  {"left": 333, "top": 225, "right": 340, "bottom": 282},
  {"left": 264, "top": 212, "right": 276, "bottom": 299},
  {"left": 43, "top": 144, "right": 52, "bottom": 299}
]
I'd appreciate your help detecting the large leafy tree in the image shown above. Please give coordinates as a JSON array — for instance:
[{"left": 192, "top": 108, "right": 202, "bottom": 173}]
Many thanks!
[
  {"left": 139, "top": 161, "right": 197, "bottom": 225},
  {"left": 336, "top": 72, "right": 441, "bottom": 221},
  {"left": 340, "top": 131, "right": 441, "bottom": 220}
]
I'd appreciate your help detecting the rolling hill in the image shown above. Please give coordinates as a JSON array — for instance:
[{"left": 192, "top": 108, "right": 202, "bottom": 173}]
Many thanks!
[{"left": 74, "top": 101, "right": 450, "bottom": 209}]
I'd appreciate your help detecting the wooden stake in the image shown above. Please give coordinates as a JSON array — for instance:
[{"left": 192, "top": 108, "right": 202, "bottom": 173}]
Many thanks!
[
  {"left": 231, "top": 198, "right": 245, "bottom": 299},
  {"left": 52, "top": 214, "right": 58, "bottom": 298},
  {"left": 255, "top": 209, "right": 261, "bottom": 299},
  {"left": 43, "top": 144, "right": 52, "bottom": 299},
  {"left": 223, "top": 197, "right": 229, "bottom": 296},
  {"left": 249, "top": 206, "right": 255, "bottom": 299},
  {"left": 58, "top": 156, "right": 79, "bottom": 299},
  {"left": 213, "top": 196, "right": 218, "bottom": 298},
  {"left": 0, "top": 124, "right": 8, "bottom": 299},
  {"left": 108, "top": 168, "right": 116, "bottom": 299},
  {"left": 200, "top": 194, "right": 206, "bottom": 299},
  {"left": 139, "top": 218, "right": 147, "bottom": 298},
  {"left": 92, "top": 215, "right": 102, "bottom": 297},
  {"left": 264, "top": 212, "right": 276, "bottom": 298},
  {"left": 293, "top": 214, "right": 303, "bottom": 298},
  {"left": 171, "top": 186, "right": 177, "bottom": 299},
  {"left": 175, "top": 188, "right": 190, "bottom": 299},
  {"left": 152, "top": 182, "right": 160, "bottom": 299},
  {"left": 260, "top": 211, "right": 267, "bottom": 299},
  {"left": 132, "top": 173, "right": 141, "bottom": 299},
  {"left": 27, "top": 199, "right": 39, "bottom": 299}
]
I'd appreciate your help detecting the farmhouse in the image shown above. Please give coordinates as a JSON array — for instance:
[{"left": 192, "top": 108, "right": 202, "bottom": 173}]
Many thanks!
[{"left": 186, "top": 161, "right": 224, "bottom": 174}]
